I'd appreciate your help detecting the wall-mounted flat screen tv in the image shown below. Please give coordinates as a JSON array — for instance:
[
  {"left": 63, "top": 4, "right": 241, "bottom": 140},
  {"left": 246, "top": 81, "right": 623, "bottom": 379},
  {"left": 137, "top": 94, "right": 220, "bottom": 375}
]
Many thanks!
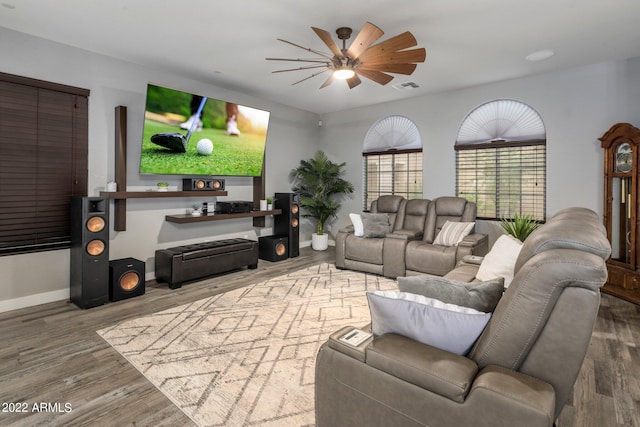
[{"left": 140, "top": 83, "right": 270, "bottom": 177}]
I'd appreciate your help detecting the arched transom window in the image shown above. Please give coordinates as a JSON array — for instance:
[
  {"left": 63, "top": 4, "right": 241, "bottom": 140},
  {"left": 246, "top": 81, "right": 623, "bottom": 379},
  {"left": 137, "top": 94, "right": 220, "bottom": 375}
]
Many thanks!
[
  {"left": 362, "top": 115, "right": 423, "bottom": 209},
  {"left": 455, "top": 99, "right": 546, "bottom": 220}
]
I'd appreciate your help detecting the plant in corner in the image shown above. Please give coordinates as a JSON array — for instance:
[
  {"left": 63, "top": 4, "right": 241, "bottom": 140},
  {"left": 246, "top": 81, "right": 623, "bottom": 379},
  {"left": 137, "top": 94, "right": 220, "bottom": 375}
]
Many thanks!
[
  {"left": 289, "top": 150, "right": 354, "bottom": 251},
  {"left": 501, "top": 213, "right": 540, "bottom": 241}
]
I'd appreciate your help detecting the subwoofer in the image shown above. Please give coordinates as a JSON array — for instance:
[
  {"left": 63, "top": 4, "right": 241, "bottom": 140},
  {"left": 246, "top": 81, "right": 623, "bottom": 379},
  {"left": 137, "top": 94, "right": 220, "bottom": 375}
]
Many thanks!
[
  {"left": 259, "top": 235, "right": 288, "bottom": 262},
  {"left": 109, "top": 258, "right": 145, "bottom": 301},
  {"left": 70, "top": 196, "right": 109, "bottom": 309},
  {"left": 183, "top": 178, "right": 225, "bottom": 191},
  {"left": 274, "top": 192, "right": 299, "bottom": 258}
]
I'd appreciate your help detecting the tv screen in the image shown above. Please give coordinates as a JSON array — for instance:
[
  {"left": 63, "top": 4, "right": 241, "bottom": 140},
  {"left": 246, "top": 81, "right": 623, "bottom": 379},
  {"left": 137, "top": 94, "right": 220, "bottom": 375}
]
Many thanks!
[{"left": 140, "top": 84, "right": 270, "bottom": 177}]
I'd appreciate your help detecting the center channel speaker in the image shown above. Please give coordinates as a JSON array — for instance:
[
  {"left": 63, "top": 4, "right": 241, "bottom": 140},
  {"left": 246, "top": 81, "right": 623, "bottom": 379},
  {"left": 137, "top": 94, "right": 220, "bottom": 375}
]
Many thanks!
[
  {"left": 109, "top": 257, "right": 145, "bottom": 301},
  {"left": 70, "top": 196, "right": 109, "bottom": 309},
  {"left": 183, "top": 178, "right": 225, "bottom": 191},
  {"left": 274, "top": 192, "right": 299, "bottom": 258},
  {"left": 259, "top": 235, "right": 288, "bottom": 262}
]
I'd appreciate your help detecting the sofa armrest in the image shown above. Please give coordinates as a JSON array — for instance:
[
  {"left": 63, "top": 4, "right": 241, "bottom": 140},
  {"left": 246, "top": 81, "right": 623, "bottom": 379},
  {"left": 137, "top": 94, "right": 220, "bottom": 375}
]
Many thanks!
[
  {"left": 339, "top": 224, "right": 355, "bottom": 234},
  {"left": 327, "top": 325, "right": 373, "bottom": 362},
  {"left": 459, "top": 233, "right": 487, "bottom": 248},
  {"left": 365, "top": 333, "right": 478, "bottom": 403},
  {"left": 462, "top": 254, "right": 484, "bottom": 265},
  {"left": 387, "top": 229, "right": 424, "bottom": 241},
  {"left": 457, "top": 233, "right": 489, "bottom": 261}
]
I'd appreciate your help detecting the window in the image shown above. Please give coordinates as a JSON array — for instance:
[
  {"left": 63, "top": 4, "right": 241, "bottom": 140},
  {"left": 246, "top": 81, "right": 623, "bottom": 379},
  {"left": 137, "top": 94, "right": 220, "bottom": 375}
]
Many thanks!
[
  {"left": 362, "top": 116, "right": 422, "bottom": 209},
  {"left": 455, "top": 99, "right": 546, "bottom": 220},
  {"left": 0, "top": 72, "right": 89, "bottom": 256}
]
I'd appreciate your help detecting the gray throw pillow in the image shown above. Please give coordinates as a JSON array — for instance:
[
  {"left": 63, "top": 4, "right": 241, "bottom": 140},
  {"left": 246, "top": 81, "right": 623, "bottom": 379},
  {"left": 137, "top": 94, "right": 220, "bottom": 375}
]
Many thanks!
[
  {"left": 361, "top": 212, "right": 391, "bottom": 238},
  {"left": 397, "top": 274, "right": 504, "bottom": 312}
]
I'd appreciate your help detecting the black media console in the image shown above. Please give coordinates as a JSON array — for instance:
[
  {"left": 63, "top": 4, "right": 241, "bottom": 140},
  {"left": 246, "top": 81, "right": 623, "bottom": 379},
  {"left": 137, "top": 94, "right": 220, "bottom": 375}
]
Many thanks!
[{"left": 154, "top": 238, "right": 258, "bottom": 289}]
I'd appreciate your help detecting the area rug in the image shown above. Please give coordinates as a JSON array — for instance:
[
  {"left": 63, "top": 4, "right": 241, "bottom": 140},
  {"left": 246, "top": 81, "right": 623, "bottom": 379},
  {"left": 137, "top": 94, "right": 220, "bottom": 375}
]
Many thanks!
[{"left": 97, "top": 263, "right": 397, "bottom": 427}]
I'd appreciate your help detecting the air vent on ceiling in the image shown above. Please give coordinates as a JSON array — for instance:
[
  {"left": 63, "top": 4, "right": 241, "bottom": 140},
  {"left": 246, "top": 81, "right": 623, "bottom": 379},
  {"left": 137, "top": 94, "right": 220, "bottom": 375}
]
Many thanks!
[{"left": 392, "top": 81, "right": 420, "bottom": 91}]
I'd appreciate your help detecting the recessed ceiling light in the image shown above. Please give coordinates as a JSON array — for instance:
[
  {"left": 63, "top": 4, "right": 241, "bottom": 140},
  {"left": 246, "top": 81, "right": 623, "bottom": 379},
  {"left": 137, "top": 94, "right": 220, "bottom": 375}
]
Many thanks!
[{"left": 525, "top": 49, "right": 555, "bottom": 62}]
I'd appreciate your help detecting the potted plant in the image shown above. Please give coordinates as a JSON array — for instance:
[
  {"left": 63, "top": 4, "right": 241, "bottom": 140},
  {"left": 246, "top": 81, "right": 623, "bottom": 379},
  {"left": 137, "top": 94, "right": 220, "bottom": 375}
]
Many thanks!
[
  {"left": 501, "top": 213, "right": 540, "bottom": 241},
  {"left": 156, "top": 181, "right": 169, "bottom": 192},
  {"left": 266, "top": 196, "right": 274, "bottom": 211},
  {"left": 289, "top": 150, "right": 354, "bottom": 250}
]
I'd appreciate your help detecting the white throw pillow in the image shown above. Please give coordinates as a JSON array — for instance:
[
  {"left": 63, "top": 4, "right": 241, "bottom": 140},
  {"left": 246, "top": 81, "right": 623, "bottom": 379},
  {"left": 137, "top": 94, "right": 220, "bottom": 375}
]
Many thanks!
[
  {"left": 367, "top": 290, "right": 491, "bottom": 355},
  {"left": 349, "top": 213, "right": 364, "bottom": 237},
  {"left": 433, "top": 221, "right": 475, "bottom": 246},
  {"left": 476, "top": 234, "right": 523, "bottom": 288}
]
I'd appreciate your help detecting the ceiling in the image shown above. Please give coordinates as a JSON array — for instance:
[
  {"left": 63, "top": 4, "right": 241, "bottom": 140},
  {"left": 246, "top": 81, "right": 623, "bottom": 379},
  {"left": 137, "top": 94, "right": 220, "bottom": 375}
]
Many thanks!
[{"left": 2, "top": 0, "right": 640, "bottom": 114}]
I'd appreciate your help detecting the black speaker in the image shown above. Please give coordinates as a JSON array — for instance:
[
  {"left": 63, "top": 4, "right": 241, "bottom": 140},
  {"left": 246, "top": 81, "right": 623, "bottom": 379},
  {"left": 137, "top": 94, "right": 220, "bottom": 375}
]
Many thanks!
[
  {"left": 183, "top": 178, "right": 225, "bottom": 191},
  {"left": 259, "top": 235, "right": 288, "bottom": 262},
  {"left": 274, "top": 192, "right": 299, "bottom": 258},
  {"left": 109, "top": 258, "right": 145, "bottom": 301},
  {"left": 70, "top": 196, "right": 109, "bottom": 309}
]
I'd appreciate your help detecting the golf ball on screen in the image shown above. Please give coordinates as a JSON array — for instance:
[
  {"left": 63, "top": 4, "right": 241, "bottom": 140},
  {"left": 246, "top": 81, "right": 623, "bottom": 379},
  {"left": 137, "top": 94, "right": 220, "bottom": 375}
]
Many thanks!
[{"left": 196, "top": 138, "right": 213, "bottom": 155}]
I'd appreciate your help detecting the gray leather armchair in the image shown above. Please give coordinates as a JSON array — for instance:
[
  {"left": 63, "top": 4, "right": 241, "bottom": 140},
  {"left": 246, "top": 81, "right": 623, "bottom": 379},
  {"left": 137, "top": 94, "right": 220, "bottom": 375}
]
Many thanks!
[
  {"left": 405, "top": 196, "right": 488, "bottom": 276},
  {"left": 335, "top": 195, "right": 407, "bottom": 276},
  {"left": 316, "top": 207, "right": 611, "bottom": 427}
]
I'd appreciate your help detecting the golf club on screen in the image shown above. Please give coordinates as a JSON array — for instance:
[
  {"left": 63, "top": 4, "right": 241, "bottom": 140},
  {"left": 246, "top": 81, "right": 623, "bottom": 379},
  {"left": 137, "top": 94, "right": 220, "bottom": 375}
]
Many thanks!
[{"left": 150, "top": 96, "right": 208, "bottom": 153}]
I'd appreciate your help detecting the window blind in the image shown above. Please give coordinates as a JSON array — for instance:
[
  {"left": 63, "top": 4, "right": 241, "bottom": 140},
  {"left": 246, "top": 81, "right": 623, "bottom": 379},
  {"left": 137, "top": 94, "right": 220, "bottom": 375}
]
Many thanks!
[{"left": 363, "top": 149, "right": 422, "bottom": 210}]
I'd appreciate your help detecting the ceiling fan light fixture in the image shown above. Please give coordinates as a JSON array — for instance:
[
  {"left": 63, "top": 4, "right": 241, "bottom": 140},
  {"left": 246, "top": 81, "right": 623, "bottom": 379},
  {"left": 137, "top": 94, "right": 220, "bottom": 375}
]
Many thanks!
[{"left": 333, "top": 67, "right": 355, "bottom": 80}]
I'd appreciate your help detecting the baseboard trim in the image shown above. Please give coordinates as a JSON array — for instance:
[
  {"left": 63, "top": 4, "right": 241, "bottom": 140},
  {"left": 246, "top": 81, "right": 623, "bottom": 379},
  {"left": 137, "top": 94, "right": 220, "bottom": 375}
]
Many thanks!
[{"left": 0, "top": 288, "right": 69, "bottom": 314}]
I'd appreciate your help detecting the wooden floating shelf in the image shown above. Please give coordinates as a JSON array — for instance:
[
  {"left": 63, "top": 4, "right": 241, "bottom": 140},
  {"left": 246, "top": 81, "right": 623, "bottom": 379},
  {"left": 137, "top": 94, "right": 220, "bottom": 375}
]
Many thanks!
[
  {"left": 165, "top": 209, "right": 282, "bottom": 224},
  {"left": 100, "top": 190, "right": 228, "bottom": 199}
]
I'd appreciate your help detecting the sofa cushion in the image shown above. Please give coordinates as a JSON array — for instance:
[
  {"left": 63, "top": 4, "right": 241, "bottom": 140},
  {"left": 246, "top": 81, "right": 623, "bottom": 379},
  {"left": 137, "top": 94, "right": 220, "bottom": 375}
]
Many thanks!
[
  {"left": 406, "top": 241, "right": 458, "bottom": 276},
  {"left": 433, "top": 221, "right": 474, "bottom": 246},
  {"left": 476, "top": 234, "right": 523, "bottom": 288},
  {"left": 397, "top": 274, "right": 504, "bottom": 312},
  {"left": 349, "top": 213, "right": 364, "bottom": 237},
  {"left": 367, "top": 290, "right": 491, "bottom": 355},
  {"left": 361, "top": 212, "right": 391, "bottom": 238},
  {"left": 345, "top": 234, "right": 384, "bottom": 264}
]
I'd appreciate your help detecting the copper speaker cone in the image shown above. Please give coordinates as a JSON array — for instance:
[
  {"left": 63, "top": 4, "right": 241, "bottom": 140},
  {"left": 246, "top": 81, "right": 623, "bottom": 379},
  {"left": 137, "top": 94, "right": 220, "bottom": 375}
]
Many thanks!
[
  {"left": 86, "top": 240, "right": 105, "bottom": 256},
  {"left": 213, "top": 180, "right": 221, "bottom": 189},
  {"left": 196, "top": 180, "right": 206, "bottom": 189},
  {"left": 292, "top": 218, "right": 299, "bottom": 228},
  {"left": 275, "top": 242, "right": 286, "bottom": 256},
  {"left": 291, "top": 204, "right": 299, "bottom": 214},
  {"left": 120, "top": 271, "right": 140, "bottom": 291},
  {"left": 86, "top": 216, "right": 105, "bottom": 233}
]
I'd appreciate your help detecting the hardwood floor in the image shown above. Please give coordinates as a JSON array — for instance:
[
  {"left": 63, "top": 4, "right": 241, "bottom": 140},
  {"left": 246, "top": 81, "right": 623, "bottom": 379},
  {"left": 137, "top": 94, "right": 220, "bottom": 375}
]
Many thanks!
[{"left": 0, "top": 246, "right": 638, "bottom": 426}]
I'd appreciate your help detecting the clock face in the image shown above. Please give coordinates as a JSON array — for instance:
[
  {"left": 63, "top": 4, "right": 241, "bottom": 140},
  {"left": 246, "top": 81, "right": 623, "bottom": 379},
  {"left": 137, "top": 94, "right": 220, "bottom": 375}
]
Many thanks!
[{"left": 616, "top": 142, "right": 633, "bottom": 173}]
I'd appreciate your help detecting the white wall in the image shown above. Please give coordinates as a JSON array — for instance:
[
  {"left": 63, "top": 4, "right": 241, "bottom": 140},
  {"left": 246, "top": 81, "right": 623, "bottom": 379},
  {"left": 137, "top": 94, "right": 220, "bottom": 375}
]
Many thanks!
[
  {"left": 318, "top": 58, "right": 640, "bottom": 238},
  {"left": 0, "top": 28, "right": 320, "bottom": 312}
]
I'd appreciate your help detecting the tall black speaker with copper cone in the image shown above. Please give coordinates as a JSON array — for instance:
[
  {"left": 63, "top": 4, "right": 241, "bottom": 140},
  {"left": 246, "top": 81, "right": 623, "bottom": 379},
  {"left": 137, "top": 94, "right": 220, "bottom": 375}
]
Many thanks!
[
  {"left": 70, "top": 196, "right": 109, "bottom": 308},
  {"left": 274, "top": 193, "right": 299, "bottom": 257}
]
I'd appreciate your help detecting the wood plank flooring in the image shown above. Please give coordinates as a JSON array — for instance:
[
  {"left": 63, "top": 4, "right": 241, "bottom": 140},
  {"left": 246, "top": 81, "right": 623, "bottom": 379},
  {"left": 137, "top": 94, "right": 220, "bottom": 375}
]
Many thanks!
[{"left": 0, "top": 247, "right": 638, "bottom": 426}]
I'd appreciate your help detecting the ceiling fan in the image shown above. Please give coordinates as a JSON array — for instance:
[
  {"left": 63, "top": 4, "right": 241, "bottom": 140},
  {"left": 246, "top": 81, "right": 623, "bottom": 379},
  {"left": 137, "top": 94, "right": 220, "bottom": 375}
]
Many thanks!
[{"left": 266, "top": 21, "right": 426, "bottom": 89}]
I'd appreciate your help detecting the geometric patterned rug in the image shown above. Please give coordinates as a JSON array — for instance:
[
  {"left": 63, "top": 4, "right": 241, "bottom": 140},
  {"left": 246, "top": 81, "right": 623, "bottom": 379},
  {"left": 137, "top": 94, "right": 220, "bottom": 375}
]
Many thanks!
[{"left": 97, "top": 263, "right": 397, "bottom": 426}]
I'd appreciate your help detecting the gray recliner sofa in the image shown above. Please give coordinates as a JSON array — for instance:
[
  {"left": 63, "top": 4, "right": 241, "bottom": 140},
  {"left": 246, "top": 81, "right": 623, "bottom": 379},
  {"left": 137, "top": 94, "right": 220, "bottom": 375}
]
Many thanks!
[
  {"left": 316, "top": 207, "right": 611, "bottom": 427},
  {"left": 335, "top": 195, "right": 487, "bottom": 278}
]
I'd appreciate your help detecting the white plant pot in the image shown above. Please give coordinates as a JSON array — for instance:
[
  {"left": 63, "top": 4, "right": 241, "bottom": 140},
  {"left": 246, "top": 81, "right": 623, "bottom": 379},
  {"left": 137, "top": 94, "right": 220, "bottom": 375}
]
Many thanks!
[
  {"left": 312, "top": 233, "right": 329, "bottom": 251},
  {"left": 260, "top": 199, "right": 267, "bottom": 211}
]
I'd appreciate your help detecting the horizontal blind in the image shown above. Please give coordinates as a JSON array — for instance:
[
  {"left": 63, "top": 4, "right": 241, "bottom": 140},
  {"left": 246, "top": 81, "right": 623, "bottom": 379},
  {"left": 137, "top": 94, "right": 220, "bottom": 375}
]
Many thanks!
[
  {"left": 456, "top": 143, "right": 545, "bottom": 220},
  {"left": 363, "top": 150, "right": 422, "bottom": 210},
  {"left": 0, "top": 76, "right": 88, "bottom": 255}
]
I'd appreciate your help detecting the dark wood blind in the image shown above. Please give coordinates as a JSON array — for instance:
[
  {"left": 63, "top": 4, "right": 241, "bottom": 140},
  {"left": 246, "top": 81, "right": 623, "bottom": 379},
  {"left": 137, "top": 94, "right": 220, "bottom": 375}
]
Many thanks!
[
  {"left": 0, "top": 73, "right": 88, "bottom": 255},
  {"left": 455, "top": 141, "right": 546, "bottom": 220},
  {"left": 363, "top": 149, "right": 422, "bottom": 210}
]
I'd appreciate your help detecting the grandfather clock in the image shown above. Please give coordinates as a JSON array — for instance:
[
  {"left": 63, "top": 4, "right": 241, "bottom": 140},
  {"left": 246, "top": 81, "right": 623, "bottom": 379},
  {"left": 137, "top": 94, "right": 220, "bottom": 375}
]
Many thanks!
[{"left": 601, "top": 122, "right": 640, "bottom": 304}]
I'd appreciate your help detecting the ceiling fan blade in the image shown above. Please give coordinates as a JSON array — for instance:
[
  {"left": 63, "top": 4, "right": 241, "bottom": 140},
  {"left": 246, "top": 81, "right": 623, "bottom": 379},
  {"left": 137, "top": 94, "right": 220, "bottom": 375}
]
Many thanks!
[
  {"left": 266, "top": 57, "right": 330, "bottom": 64},
  {"left": 319, "top": 74, "right": 334, "bottom": 89},
  {"left": 347, "top": 74, "right": 362, "bottom": 89},
  {"left": 355, "top": 69, "right": 395, "bottom": 85},
  {"left": 277, "top": 38, "right": 333, "bottom": 60},
  {"left": 311, "top": 27, "right": 343, "bottom": 57},
  {"left": 291, "top": 68, "right": 331, "bottom": 86},
  {"left": 358, "top": 31, "right": 419, "bottom": 60},
  {"left": 359, "top": 48, "right": 427, "bottom": 66},
  {"left": 272, "top": 65, "right": 330, "bottom": 73},
  {"left": 347, "top": 21, "right": 384, "bottom": 59},
  {"left": 358, "top": 63, "right": 417, "bottom": 75}
]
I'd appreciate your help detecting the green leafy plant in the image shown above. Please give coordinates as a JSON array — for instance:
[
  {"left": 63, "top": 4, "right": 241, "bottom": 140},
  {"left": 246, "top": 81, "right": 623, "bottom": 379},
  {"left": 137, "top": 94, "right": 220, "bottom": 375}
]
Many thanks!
[
  {"left": 289, "top": 150, "right": 354, "bottom": 235},
  {"left": 501, "top": 213, "right": 540, "bottom": 241},
  {"left": 156, "top": 181, "right": 169, "bottom": 187},
  {"left": 266, "top": 196, "right": 273, "bottom": 204}
]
